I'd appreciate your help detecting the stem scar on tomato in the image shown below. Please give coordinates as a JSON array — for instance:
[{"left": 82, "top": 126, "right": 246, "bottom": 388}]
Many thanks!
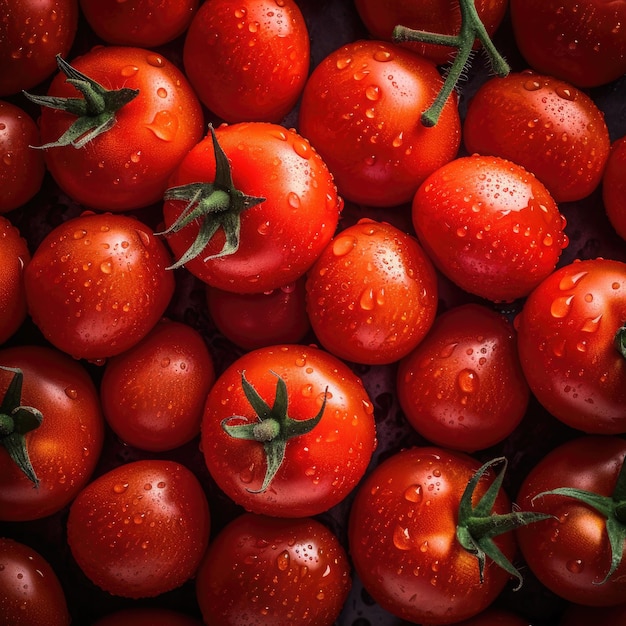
[
  {"left": 0, "top": 366, "right": 43, "bottom": 487},
  {"left": 221, "top": 371, "right": 328, "bottom": 494},
  {"left": 392, "top": 0, "right": 509, "bottom": 127},
  {"left": 156, "top": 124, "right": 266, "bottom": 268}
]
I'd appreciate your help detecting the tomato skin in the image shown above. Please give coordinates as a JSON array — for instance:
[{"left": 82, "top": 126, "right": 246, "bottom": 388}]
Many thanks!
[
  {"left": 397, "top": 303, "right": 529, "bottom": 452},
  {"left": 412, "top": 154, "right": 568, "bottom": 302},
  {"left": 0, "top": 345, "right": 104, "bottom": 521},
  {"left": 515, "top": 258, "right": 626, "bottom": 434},
  {"left": 305, "top": 218, "right": 438, "bottom": 365},
  {"left": 516, "top": 436, "right": 626, "bottom": 606},
  {"left": 92, "top": 608, "right": 203, "bottom": 626},
  {"left": 67, "top": 459, "right": 210, "bottom": 599},
  {"left": 195, "top": 513, "right": 351, "bottom": 625},
  {"left": 348, "top": 446, "right": 517, "bottom": 624},
  {"left": 603, "top": 135, "right": 626, "bottom": 242},
  {"left": 0, "top": 537, "right": 70, "bottom": 626},
  {"left": 100, "top": 319, "right": 215, "bottom": 451},
  {"left": 24, "top": 212, "right": 175, "bottom": 361},
  {"left": 463, "top": 71, "right": 611, "bottom": 203},
  {"left": 183, "top": 0, "right": 310, "bottom": 123},
  {"left": 201, "top": 344, "right": 377, "bottom": 517},
  {"left": 298, "top": 39, "right": 461, "bottom": 207},
  {"left": 37, "top": 46, "right": 204, "bottom": 212}
]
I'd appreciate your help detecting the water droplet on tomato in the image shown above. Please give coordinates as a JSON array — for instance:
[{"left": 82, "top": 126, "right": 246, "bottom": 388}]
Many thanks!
[
  {"left": 581, "top": 315, "right": 602, "bottom": 333},
  {"left": 457, "top": 369, "right": 478, "bottom": 394},
  {"left": 292, "top": 137, "right": 311, "bottom": 159},
  {"left": 359, "top": 288, "right": 375, "bottom": 311},
  {"left": 332, "top": 234, "right": 356, "bottom": 257},
  {"left": 64, "top": 386, "right": 78, "bottom": 399},
  {"left": 365, "top": 85, "right": 380, "bottom": 101},
  {"left": 335, "top": 55, "right": 352, "bottom": 70},
  {"left": 373, "top": 48, "right": 393, "bottom": 62},
  {"left": 100, "top": 260, "right": 113, "bottom": 274},
  {"left": 276, "top": 550, "right": 290, "bottom": 571},
  {"left": 393, "top": 525, "right": 412, "bottom": 551},
  {"left": 113, "top": 483, "right": 128, "bottom": 494},
  {"left": 404, "top": 484, "right": 423, "bottom": 503},
  {"left": 550, "top": 295, "right": 573, "bottom": 318},
  {"left": 120, "top": 65, "right": 139, "bottom": 77},
  {"left": 439, "top": 342, "right": 458, "bottom": 358},
  {"left": 146, "top": 53, "right": 165, "bottom": 67},
  {"left": 566, "top": 559, "right": 584, "bottom": 574},
  {"left": 523, "top": 79, "right": 542, "bottom": 91},
  {"left": 287, "top": 192, "right": 300, "bottom": 209},
  {"left": 146, "top": 110, "right": 178, "bottom": 142},
  {"left": 558, "top": 271, "right": 587, "bottom": 291}
]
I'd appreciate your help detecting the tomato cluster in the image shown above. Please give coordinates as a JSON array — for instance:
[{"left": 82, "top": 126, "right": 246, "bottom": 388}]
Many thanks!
[{"left": 1, "top": 1, "right": 626, "bottom": 625}]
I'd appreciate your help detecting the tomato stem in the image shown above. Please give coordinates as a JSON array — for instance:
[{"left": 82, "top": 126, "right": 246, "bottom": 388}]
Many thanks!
[
  {"left": 392, "top": 0, "right": 509, "bottom": 127},
  {"left": 615, "top": 323, "right": 626, "bottom": 359}
]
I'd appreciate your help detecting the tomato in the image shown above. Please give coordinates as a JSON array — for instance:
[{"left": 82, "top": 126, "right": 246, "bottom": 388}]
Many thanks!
[
  {"left": 23, "top": 211, "right": 175, "bottom": 362},
  {"left": 397, "top": 303, "right": 529, "bottom": 452},
  {"left": 100, "top": 319, "right": 215, "bottom": 452},
  {"left": 0, "top": 345, "right": 104, "bottom": 521},
  {"left": 463, "top": 70, "right": 611, "bottom": 203},
  {"left": 305, "top": 218, "right": 438, "bottom": 365},
  {"left": 516, "top": 436, "right": 626, "bottom": 606},
  {"left": 412, "top": 154, "right": 569, "bottom": 302},
  {"left": 0, "top": 100, "right": 46, "bottom": 213},
  {"left": 510, "top": 0, "right": 626, "bottom": 88},
  {"left": 603, "top": 135, "right": 626, "bottom": 242},
  {"left": 0, "top": 216, "right": 30, "bottom": 346},
  {"left": 195, "top": 513, "right": 351, "bottom": 625},
  {"left": 66, "top": 459, "right": 210, "bottom": 599},
  {"left": 92, "top": 607, "right": 203, "bottom": 626},
  {"left": 79, "top": 0, "right": 199, "bottom": 47},
  {"left": 298, "top": 39, "right": 461, "bottom": 207},
  {"left": 201, "top": 344, "right": 377, "bottom": 517},
  {"left": 515, "top": 258, "right": 626, "bottom": 434},
  {"left": 183, "top": 0, "right": 310, "bottom": 123},
  {"left": 26, "top": 46, "right": 203, "bottom": 212},
  {"left": 0, "top": 0, "right": 78, "bottom": 97},
  {"left": 0, "top": 537, "right": 70, "bottom": 626},
  {"left": 160, "top": 122, "right": 342, "bottom": 294}
]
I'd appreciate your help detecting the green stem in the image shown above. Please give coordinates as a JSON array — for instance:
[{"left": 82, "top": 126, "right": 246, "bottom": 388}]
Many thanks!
[{"left": 615, "top": 323, "right": 626, "bottom": 358}]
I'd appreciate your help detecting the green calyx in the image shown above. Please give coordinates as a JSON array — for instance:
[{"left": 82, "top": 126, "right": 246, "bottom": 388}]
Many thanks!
[
  {"left": 23, "top": 54, "right": 139, "bottom": 149},
  {"left": 456, "top": 457, "right": 552, "bottom": 590},
  {"left": 0, "top": 366, "right": 43, "bottom": 487},
  {"left": 532, "top": 456, "right": 626, "bottom": 585},
  {"left": 156, "top": 124, "right": 265, "bottom": 269},
  {"left": 615, "top": 323, "right": 626, "bottom": 358},
  {"left": 221, "top": 371, "right": 328, "bottom": 494},
  {"left": 392, "top": 0, "right": 510, "bottom": 127}
]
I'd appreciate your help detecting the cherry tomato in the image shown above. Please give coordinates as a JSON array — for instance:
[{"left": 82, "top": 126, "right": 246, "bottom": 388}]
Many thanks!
[
  {"left": 515, "top": 258, "right": 626, "bottom": 434},
  {"left": 195, "top": 513, "right": 351, "bottom": 625},
  {"left": 67, "top": 459, "right": 210, "bottom": 599},
  {"left": 298, "top": 39, "right": 461, "bottom": 207},
  {"left": 24, "top": 211, "right": 175, "bottom": 361},
  {"left": 412, "top": 154, "right": 569, "bottom": 302},
  {"left": 603, "top": 135, "right": 626, "bottom": 242},
  {"left": 201, "top": 344, "right": 377, "bottom": 517}
]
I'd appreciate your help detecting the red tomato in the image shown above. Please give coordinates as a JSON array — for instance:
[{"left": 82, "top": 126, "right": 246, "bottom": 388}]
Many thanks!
[
  {"left": 298, "top": 39, "right": 461, "bottom": 207},
  {"left": 515, "top": 258, "right": 626, "bottom": 434},
  {"left": 510, "top": 0, "right": 626, "bottom": 88},
  {"left": 516, "top": 436, "right": 626, "bottom": 606},
  {"left": 67, "top": 459, "right": 210, "bottom": 599},
  {"left": 0, "top": 0, "right": 78, "bottom": 97},
  {"left": 0, "top": 537, "right": 70, "bottom": 626},
  {"left": 201, "top": 344, "right": 377, "bottom": 517},
  {"left": 603, "top": 135, "right": 626, "bottom": 242},
  {"left": 305, "top": 218, "right": 438, "bottom": 365},
  {"left": 24, "top": 211, "right": 175, "bottom": 361},
  {"left": 29, "top": 46, "right": 203, "bottom": 212},
  {"left": 412, "top": 154, "right": 569, "bottom": 302},
  {"left": 183, "top": 0, "right": 310, "bottom": 123},
  {"left": 161, "top": 122, "right": 342, "bottom": 294},
  {"left": 463, "top": 70, "right": 611, "bottom": 203},
  {"left": 0, "top": 216, "right": 30, "bottom": 345},
  {"left": 0, "top": 345, "right": 104, "bottom": 521},
  {"left": 79, "top": 0, "right": 199, "bottom": 47},
  {"left": 0, "top": 100, "right": 46, "bottom": 213},
  {"left": 195, "top": 513, "right": 351, "bottom": 625},
  {"left": 100, "top": 319, "right": 215, "bottom": 451},
  {"left": 397, "top": 303, "right": 529, "bottom": 452}
]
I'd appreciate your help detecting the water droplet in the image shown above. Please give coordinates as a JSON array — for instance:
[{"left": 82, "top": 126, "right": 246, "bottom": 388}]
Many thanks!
[
  {"left": 393, "top": 525, "right": 412, "bottom": 551},
  {"left": 373, "top": 49, "right": 393, "bottom": 62},
  {"left": 146, "top": 53, "right": 165, "bottom": 67},
  {"left": 73, "top": 229, "right": 87, "bottom": 240},
  {"left": 292, "top": 137, "right": 311, "bottom": 159},
  {"left": 404, "top": 484, "right": 423, "bottom": 503},
  {"left": 276, "top": 550, "right": 290, "bottom": 571},
  {"left": 100, "top": 260, "right": 113, "bottom": 274},
  {"left": 550, "top": 295, "right": 573, "bottom": 318},
  {"left": 457, "top": 369, "right": 478, "bottom": 393},
  {"left": 332, "top": 234, "right": 356, "bottom": 257},
  {"left": 121, "top": 65, "right": 139, "bottom": 77},
  {"left": 287, "top": 191, "right": 300, "bottom": 209},
  {"left": 146, "top": 110, "right": 178, "bottom": 142},
  {"left": 566, "top": 559, "right": 584, "bottom": 574},
  {"left": 439, "top": 342, "right": 458, "bottom": 358},
  {"left": 581, "top": 315, "right": 602, "bottom": 333},
  {"left": 113, "top": 483, "right": 128, "bottom": 494},
  {"left": 64, "top": 386, "right": 78, "bottom": 399},
  {"left": 365, "top": 85, "right": 380, "bottom": 101},
  {"left": 335, "top": 55, "right": 352, "bottom": 70},
  {"left": 359, "top": 288, "right": 375, "bottom": 311},
  {"left": 524, "top": 79, "right": 541, "bottom": 91}
]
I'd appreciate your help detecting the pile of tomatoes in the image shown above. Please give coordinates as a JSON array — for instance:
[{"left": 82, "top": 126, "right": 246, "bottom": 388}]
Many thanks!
[{"left": 2, "top": 1, "right": 626, "bottom": 625}]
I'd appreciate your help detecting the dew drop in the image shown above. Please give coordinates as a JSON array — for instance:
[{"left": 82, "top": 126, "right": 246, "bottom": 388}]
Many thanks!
[
  {"left": 73, "top": 229, "right": 87, "bottom": 240},
  {"left": 113, "top": 482, "right": 128, "bottom": 494},
  {"left": 120, "top": 64, "right": 139, "bottom": 77},
  {"left": 100, "top": 260, "right": 113, "bottom": 274},
  {"left": 146, "top": 53, "right": 165, "bottom": 67},
  {"left": 457, "top": 369, "right": 478, "bottom": 393},
  {"left": 335, "top": 56, "right": 352, "bottom": 70},
  {"left": 393, "top": 525, "right": 412, "bottom": 551},
  {"left": 156, "top": 87, "right": 167, "bottom": 98},
  {"left": 550, "top": 295, "right": 573, "bottom": 318},
  {"left": 365, "top": 85, "right": 380, "bottom": 101},
  {"left": 566, "top": 559, "right": 584, "bottom": 574},
  {"left": 287, "top": 191, "right": 301, "bottom": 209},
  {"left": 276, "top": 550, "right": 290, "bottom": 571},
  {"left": 523, "top": 79, "right": 542, "bottom": 91},
  {"left": 332, "top": 235, "right": 356, "bottom": 257},
  {"left": 373, "top": 49, "right": 393, "bottom": 62},
  {"left": 146, "top": 110, "right": 178, "bottom": 142},
  {"left": 559, "top": 271, "right": 587, "bottom": 291},
  {"left": 404, "top": 484, "right": 423, "bottom": 503},
  {"left": 292, "top": 138, "right": 311, "bottom": 159},
  {"left": 64, "top": 387, "right": 78, "bottom": 400},
  {"left": 359, "top": 288, "right": 375, "bottom": 311},
  {"left": 581, "top": 315, "right": 601, "bottom": 333}
]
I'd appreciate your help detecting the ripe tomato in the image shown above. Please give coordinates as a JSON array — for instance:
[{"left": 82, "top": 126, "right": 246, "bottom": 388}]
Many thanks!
[
  {"left": 161, "top": 122, "right": 342, "bottom": 294},
  {"left": 463, "top": 70, "right": 611, "bottom": 203},
  {"left": 298, "top": 39, "right": 461, "bottom": 207},
  {"left": 0, "top": 345, "right": 104, "bottom": 521},
  {"left": 397, "top": 303, "right": 529, "bottom": 452},
  {"left": 92, "top": 608, "right": 202, "bottom": 626},
  {"left": 183, "top": 0, "right": 310, "bottom": 123},
  {"left": 516, "top": 436, "right": 626, "bottom": 606},
  {"left": 412, "top": 154, "right": 569, "bottom": 302},
  {"left": 100, "top": 319, "right": 215, "bottom": 452},
  {"left": 515, "top": 258, "right": 626, "bottom": 434},
  {"left": 305, "top": 218, "right": 438, "bottom": 365},
  {"left": 27, "top": 46, "right": 203, "bottom": 212},
  {"left": 195, "top": 513, "right": 351, "bottom": 625},
  {"left": 0, "top": 537, "right": 70, "bottom": 626},
  {"left": 201, "top": 344, "right": 377, "bottom": 517},
  {"left": 603, "top": 135, "right": 626, "bottom": 242},
  {"left": 24, "top": 211, "right": 175, "bottom": 361},
  {"left": 67, "top": 459, "right": 210, "bottom": 599},
  {"left": 510, "top": 0, "right": 626, "bottom": 88}
]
